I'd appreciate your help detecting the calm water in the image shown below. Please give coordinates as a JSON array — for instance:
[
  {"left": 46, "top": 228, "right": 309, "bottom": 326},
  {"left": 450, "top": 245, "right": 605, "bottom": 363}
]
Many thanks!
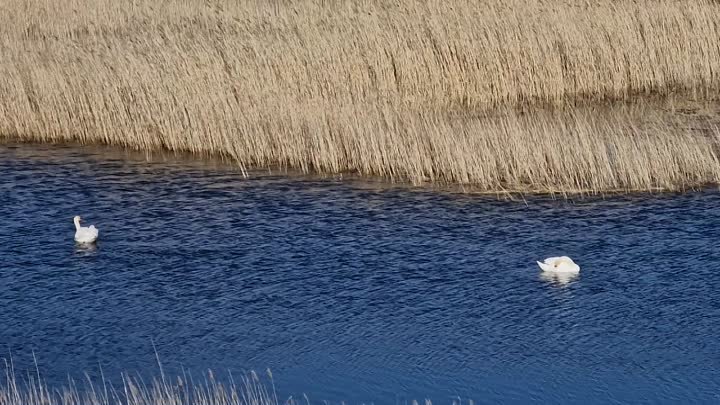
[{"left": 1, "top": 143, "right": 719, "bottom": 404}]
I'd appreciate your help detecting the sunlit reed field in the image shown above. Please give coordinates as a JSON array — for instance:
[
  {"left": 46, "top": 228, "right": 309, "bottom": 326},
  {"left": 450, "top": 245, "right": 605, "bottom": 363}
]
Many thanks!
[{"left": 1, "top": 0, "right": 719, "bottom": 192}]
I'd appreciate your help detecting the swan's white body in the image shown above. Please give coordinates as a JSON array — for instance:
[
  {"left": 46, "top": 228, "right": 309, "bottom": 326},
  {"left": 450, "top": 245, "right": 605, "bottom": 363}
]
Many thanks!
[
  {"left": 537, "top": 256, "right": 580, "bottom": 274},
  {"left": 74, "top": 215, "right": 99, "bottom": 244}
]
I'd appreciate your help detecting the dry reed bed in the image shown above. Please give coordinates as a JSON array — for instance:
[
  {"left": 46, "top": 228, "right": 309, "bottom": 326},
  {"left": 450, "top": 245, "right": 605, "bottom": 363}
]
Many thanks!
[{"left": 1, "top": 0, "right": 720, "bottom": 192}]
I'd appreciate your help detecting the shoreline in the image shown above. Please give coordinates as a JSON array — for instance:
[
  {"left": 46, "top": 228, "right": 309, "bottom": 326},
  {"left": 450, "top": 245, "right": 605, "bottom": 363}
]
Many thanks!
[{"left": 3, "top": 138, "right": 719, "bottom": 199}]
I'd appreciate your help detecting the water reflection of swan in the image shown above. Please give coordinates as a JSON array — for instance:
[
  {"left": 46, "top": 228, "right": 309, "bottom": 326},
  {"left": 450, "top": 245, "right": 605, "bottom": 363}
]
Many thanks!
[
  {"left": 74, "top": 242, "right": 98, "bottom": 256},
  {"left": 537, "top": 256, "right": 580, "bottom": 274},
  {"left": 74, "top": 215, "right": 99, "bottom": 244},
  {"left": 540, "top": 271, "right": 578, "bottom": 285}
]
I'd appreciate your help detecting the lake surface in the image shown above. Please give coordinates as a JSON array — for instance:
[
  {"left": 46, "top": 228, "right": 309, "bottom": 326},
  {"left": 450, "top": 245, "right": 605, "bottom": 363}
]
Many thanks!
[{"left": 1, "top": 143, "right": 719, "bottom": 404}]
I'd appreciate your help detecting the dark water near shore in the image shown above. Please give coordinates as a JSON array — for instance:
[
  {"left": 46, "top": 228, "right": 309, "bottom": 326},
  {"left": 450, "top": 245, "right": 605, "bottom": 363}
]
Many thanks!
[{"left": 1, "top": 143, "right": 719, "bottom": 404}]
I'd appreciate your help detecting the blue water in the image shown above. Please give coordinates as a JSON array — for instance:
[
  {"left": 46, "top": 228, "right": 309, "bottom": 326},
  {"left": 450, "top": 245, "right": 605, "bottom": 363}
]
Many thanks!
[{"left": 1, "top": 143, "right": 719, "bottom": 404}]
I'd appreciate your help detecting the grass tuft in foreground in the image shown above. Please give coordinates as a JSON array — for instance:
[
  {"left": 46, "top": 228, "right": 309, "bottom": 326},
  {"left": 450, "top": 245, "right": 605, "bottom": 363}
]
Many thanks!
[{"left": 1, "top": 363, "right": 280, "bottom": 405}]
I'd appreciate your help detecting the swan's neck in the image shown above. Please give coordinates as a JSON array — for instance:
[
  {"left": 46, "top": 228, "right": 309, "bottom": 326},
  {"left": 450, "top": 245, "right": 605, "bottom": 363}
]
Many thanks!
[{"left": 74, "top": 217, "right": 81, "bottom": 230}]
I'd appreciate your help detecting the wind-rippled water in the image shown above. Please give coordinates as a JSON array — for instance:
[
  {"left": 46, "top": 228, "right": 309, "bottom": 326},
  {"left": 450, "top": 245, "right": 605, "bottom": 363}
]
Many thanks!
[{"left": 1, "top": 143, "right": 719, "bottom": 404}]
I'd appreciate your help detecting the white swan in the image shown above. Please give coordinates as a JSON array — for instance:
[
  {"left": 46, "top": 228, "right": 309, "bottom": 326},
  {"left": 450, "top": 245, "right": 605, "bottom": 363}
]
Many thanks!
[
  {"left": 537, "top": 256, "right": 580, "bottom": 274},
  {"left": 74, "top": 215, "right": 99, "bottom": 244}
]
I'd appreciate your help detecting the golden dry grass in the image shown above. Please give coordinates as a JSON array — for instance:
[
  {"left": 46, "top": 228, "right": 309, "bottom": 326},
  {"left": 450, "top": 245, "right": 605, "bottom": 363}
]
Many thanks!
[{"left": 1, "top": 0, "right": 719, "bottom": 192}]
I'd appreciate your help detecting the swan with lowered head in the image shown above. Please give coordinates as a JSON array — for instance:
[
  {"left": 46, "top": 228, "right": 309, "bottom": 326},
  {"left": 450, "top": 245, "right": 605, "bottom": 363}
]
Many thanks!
[
  {"left": 73, "top": 215, "right": 99, "bottom": 244},
  {"left": 537, "top": 256, "right": 580, "bottom": 274}
]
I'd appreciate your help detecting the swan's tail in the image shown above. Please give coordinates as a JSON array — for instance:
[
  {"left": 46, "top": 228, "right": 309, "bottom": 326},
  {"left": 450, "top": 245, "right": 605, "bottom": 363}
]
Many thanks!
[{"left": 537, "top": 261, "right": 553, "bottom": 272}]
